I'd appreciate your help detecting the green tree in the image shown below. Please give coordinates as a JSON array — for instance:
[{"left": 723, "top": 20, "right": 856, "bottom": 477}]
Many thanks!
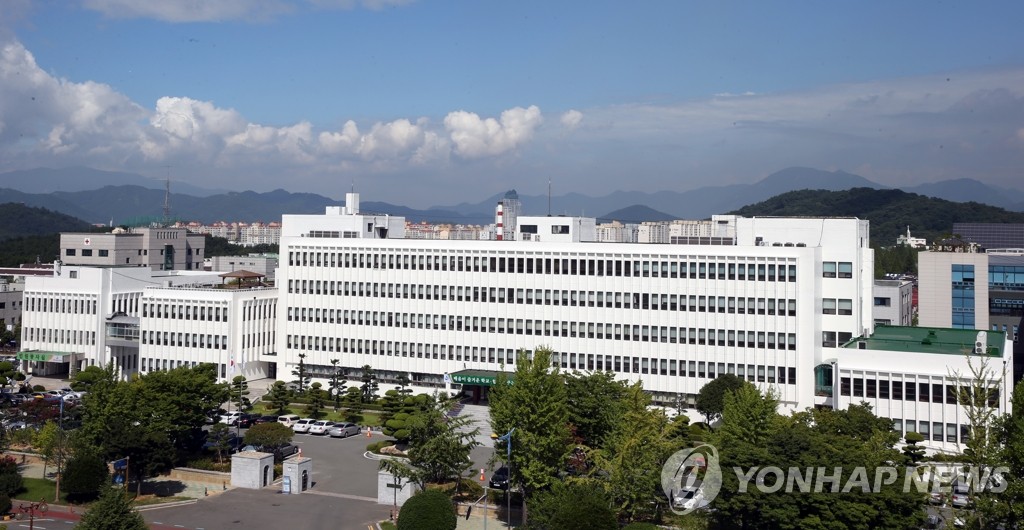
[
  {"left": 70, "top": 365, "right": 111, "bottom": 393},
  {"left": 328, "top": 359, "right": 346, "bottom": 411},
  {"left": 489, "top": 348, "right": 570, "bottom": 520},
  {"left": 564, "top": 371, "right": 627, "bottom": 448},
  {"left": 902, "top": 432, "right": 926, "bottom": 464},
  {"left": 243, "top": 422, "right": 294, "bottom": 450},
  {"left": 596, "top": 382, "right": 675, "bottom": 522},
  {"left": 306, "top": 382, "right": 327, "bottom": 419},
  {"left": 265, "top": 381, "right": 291, "bottom": 414},
  {"left": 229, "top": 375, "right": 250, "bottom": 413},
  {"left": 396, "top": 489, "right": 457, "bottom": 530},
  {"left": 291, "top": 353, "right": 310, "bottom": 395},
  {"left": 526, "top": 479, "right": 618, "bottom": 530},
  {"left": 695, "top": 373, "right": 748, "bottom": 426},
  {"left": 396, "top": 374, "right": 413, "bottom": 396},
  {"left": 380, "top": 395, "right": 480, "bottom": 489},
  {"left": 0, "top": 361, "right": 24, "bottom": 392},
  {"left": 206, "top": 424, "right": 234, "bottom": 464},
  {"left": 33, "top": 421, "right": 70, "bottom": 482},
  {"left": 360, "top": 365, "right": 379, "bottom": 403},
  {"left": 62, "top": 450, "right": 109, "bottom": 502},
  {"left": 0, "top": 455, "right": 22, "bottom": 497},
  {"left": 998, "top": 378, "right": 1024, "bottom": 527},
  {"left": 344, "top": 386, "right": 364, "bottom": 422},
  {"left": 75, "top": 486, "right": 147, "bottom": 530}
]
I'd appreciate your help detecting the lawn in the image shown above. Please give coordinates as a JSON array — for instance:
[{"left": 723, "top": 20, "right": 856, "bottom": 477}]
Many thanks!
[{"left": 15, "top": 477, "right": 69, "bottom": 504}]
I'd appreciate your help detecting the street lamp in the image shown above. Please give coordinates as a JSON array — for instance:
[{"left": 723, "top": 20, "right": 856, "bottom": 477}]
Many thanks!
[{"left": 490, "top": 428, "right": 515, "bottom": 528}]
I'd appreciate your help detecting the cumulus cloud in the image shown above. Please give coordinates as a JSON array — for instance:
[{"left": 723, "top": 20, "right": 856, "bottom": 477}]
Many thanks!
[
  {"left": 444, "top": 105, "right": 543, "bottom": 159},
  {"left": 560, "top": 110, "right": 583, "bottom": 129},
  {"left": 82, "top": 0, "right": 414, "bottom": 22}
]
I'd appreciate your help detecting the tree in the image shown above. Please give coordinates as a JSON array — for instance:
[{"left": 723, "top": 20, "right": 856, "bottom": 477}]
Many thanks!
[
  {"left": 695, "top": 374, "right": 748, "bottom": 425},
  {"left": 306, "top": 382, "right": 327, "bottom": 418},
  {"left": 265, "top": 381, "right": 291, "bottom": 414},
  {"left": 206, "top": 424, "right": 234, "bottom": 464},
  {"left": 292, "top": 353, "right": 309, "bottom": 395},
  {"left": 380, "top": 394, "right": 480, "bottom": 490},
  {"left": 229, "top": 375, "right": 250, "bottom": 413},
  {"left": 902, "top": 432, "right": 926, "bottom": 464},
  {"left": 344, "top": 386, "right": 364, "bottom": 422},
  {"left": 360, "top": 365, "right": 379, "bottom": 403},
  {"left": 75, "top": 486, "right": 147, "bottom": 530},
  {"left": 0, "top": 361, "right": 24, "bottom": 392},
  {"left": 488, "top": 348, "right": 570, "bottom": 521},
  {"left": 71, "top": 365, "right": 111, "bottom": 393},
  {"left": 0, "top": 455, "right": 22, "bottom": 497},
  {"left": 564, "top": 371, "right": 627, "bottom": 449},
  {"left": 328, "top": 359, "right": 346, "bottom": 411},
  {"left": 595, "top": 382, "right": 675, "bottom": 522},
  {"left": 396, "top": 489, "right": 457, "bottom": 530},
  {"left": 396, "top": 374, "right": 413, "bottom": 396},
  {"left": 526, "top": 480, "right": 618, "bottom": 530},
  {"left": 243, "top": 422, "right": 294, "bottom": 450},
  {"left": 998, "top": 378, "right": 1024, "bottom": 527},
  {"left": 33, "top": 421, "right": 71, "bottom": 485},
  {"left": 62, "top": 451, "right": 109, "bottom": 502}
]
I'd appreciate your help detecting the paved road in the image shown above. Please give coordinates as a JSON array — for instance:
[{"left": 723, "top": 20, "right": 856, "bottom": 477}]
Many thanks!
[{"left": 143, "top": 428, "right": 496, "bottom": 530}]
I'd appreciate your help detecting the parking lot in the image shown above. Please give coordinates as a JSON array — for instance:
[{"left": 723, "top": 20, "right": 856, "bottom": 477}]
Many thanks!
[{"left": 142, "top": 425, "right": 496, "bottom": 530}]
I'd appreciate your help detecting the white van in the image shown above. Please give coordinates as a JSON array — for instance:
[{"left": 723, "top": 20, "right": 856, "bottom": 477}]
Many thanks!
[{"left": 277, "top": 414, "right": 300, "bottom": 427}]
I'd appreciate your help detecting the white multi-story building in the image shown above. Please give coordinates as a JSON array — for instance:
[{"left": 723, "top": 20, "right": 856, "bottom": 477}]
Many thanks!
[
  {"left": 60, "top": 227, "right": 206, "bottom": 271},
  {"left": 872, "top": 279, "right": 914, "bottom": 326},
  {"left": 595, "top": 220, "right": 638, "bottom": 243},
  {"left": 18, "top": 265, "right": 275, "bottom": 382}
]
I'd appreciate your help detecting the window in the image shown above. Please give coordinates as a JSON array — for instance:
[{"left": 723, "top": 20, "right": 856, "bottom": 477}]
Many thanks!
[
  {"left": 822, "top": 299, "right": 836, "bottom": 315},
  {"left": 838, "top": 299, "right": 853, "bottom": 315},
  {"left": 99, "top": 249, "right": 109, "bottom": 257},
  {"left": 81, "top": 249, "right": 93, "bottom": 257},
  {"left": 874, "top": 297, "right": 891, "bottom": 307},
  {"left": 823, "top": 262, "right": 836, "bottom": 278},
  {"left": 838, "top": 262, "right": 853, "bottom": 278},
  {"left": 65, "top": 248, "right": 76, "bottom": 256}
]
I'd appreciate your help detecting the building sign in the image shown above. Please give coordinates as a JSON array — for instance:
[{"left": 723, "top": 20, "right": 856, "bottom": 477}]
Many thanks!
[{"left": 449, "top": 370, "right": 512, "bottom": 386}]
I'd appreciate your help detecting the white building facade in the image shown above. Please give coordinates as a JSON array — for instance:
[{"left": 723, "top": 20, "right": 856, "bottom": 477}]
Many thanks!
[{"left": 872, "top": 279, "right": 915, "bottom": 326}]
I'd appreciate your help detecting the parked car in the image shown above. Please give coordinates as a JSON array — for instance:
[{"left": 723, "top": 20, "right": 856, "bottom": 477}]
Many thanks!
[
  {"left": 328, "top": 422, "right": 361, "bottom": 438},
  {"left": 308, "top": 420, "right": 335, "bottom": 435},
  {"left": 236, "top": 413, "right": 260, "bottom": 428},
  {"left": 219, "top": 411, "right": 243, "bottom": 425},
  {"left": 291, "top": 418, "right": 314, "bottom": 433},
  {"left": 277, "top": 414, "right": 300, "bottom": 427},
  {"left": 255, "top": 415, "right": 278, "bottom": 425},
  {"left": 273, "top": 443, "right": 299, "bottom": 461},
  {"left": 203, "top": 433, "right": 243, "bottom": 453},
  {"left": 489, "top": 467, "right": 509, "bottom": 490}
]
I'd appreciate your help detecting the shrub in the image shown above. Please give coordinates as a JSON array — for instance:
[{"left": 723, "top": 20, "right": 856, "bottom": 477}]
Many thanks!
[
  {"left": 0, "top": 493, "right": 10, "bottom": 515},
  {"left": 32, "top": 385, "right": 45, "bottom": 392},
  {"left": 0, "top": 473, "right": 21, "bottom": 498},
  {"left": 397, "top": 489, "right": 456, "bottom": 530},
  {"left": 63, "top": 451, "right": 109, "bottom": 502},
  {"left": 367, "top": 441, "right": 395, "bottom": 454}
]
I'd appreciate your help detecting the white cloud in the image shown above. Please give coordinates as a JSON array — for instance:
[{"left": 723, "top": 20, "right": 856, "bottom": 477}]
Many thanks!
[
  {"left": 82, "top": 0, "right": 415, "bottom": 22},
  {"left": 444, "top": 105, "right": 543, "bottom": 159},
  {"left": 560, "top": 110, "right": 583, "bottom": 129}
]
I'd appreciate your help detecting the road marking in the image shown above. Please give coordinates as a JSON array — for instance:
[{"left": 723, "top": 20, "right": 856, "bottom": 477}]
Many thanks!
[{"left": 303, "top": 490, "right": 377, "bottom": 503}]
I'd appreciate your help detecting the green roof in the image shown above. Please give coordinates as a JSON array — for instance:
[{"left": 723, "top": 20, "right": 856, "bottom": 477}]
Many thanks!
[{"left": 843, "top": 326, "right": 1005, "bottom": 357}]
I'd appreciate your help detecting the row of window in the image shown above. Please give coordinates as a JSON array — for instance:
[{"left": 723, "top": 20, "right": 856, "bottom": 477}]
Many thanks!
[
  {"left": 822, "top": 298, "right": 854, "bottom": 315},
  {"left": 24, "top": 327, "right": 96, "bottom": 346},
  {"left": 25, "top": 296, "right": 97, "bottom": 315},
  {"left": 821, "top": 331, "right": 854, "bottom": 348},
  {"left": 64, "top": 248, "right": 110, "bottom": 257},
  {"left": 840, "top": 377, "right": 999, "bottom": 407},
  {"left": 288, "top": 281, "right": 800, "bottom": 316},
  {"left": 287, "top": 309, "right": 800, "bottom": 349},
  {"left": 142, "top": 331, "right": 229, "bottom": 349},
  {"left": 284, "top": 335, "right": 798, "bottom": 384},
  {"left": 289, "top": 250, "right": 803, "bottom": 281},
  {"left": 140, "top": 358, "right": 228, "bottom": 378},
  {"left": 890, "top": 418, "right": 975, "bottom": 444},
  {"left": 822, "top": 261, "right": 854, "bottom": 278},
  {"left": 143, "top": 303, "right": 231, "bottom": 322}
]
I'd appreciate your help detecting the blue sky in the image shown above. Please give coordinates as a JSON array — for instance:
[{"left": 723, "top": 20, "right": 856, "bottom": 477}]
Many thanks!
[{"left": 2, "top": 0, "right": 1023, "bottom": 207}]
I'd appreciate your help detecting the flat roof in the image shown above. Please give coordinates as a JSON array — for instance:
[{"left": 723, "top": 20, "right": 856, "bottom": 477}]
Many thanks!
[{"left": 843, "top": 326, "right": 1005, "bottom": 357}]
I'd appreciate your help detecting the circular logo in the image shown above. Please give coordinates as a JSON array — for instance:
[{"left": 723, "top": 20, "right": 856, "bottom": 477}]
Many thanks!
[{"left": 661, "top": 444, "right": 722, "bottom": 515}]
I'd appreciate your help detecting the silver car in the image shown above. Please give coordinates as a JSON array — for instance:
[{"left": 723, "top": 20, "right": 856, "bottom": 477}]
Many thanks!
[
  {"left": 291, "top": 418, "right": 315, "bottom": 433},
  {"left": 328, "top": 422, "right": 361, "bottom": 438},
  {"left": 308, "top": 420, "right": 336, "bottom": 435}
]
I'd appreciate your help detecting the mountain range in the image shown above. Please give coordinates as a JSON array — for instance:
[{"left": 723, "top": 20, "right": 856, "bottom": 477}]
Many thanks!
[{"left": 1, "top": 166, "right": 1023, "bottom": 225}]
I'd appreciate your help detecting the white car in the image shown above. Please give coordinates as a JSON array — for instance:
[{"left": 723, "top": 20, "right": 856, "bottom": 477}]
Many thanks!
[
  {"left": 219, "top": 411, "right": 243, "bottom": 425},
  {"left": 308, "top": 420, "right": 335, "bottom": 435},
  {"left": 291, "top": 418, "right": 315, "bottom": 433}
]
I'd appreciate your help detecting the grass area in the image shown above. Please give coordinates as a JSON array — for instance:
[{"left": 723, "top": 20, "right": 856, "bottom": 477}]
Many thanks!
[
  {"left": 379, "top": 522, "right": 397, "bottom": 530},
  {"left": 15, "top": 477, "right": 69, "bottom": 505},
  {"left": 133, "top": 495, "right": 193, "bottom": 506}
]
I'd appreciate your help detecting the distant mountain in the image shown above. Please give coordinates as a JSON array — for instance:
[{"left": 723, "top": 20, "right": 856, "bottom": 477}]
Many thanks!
[
  {"left": 599, "top": 205, "right": 676, "bottom": 223},
  {"left": 0, "top": 203, "right": 92, "bottom": 240},
  {"left": 434, "top": 167, "right": 890, "bottom": 220},
  {"left": 0, "top": 186, "right": 465, "bottom": 226},
  {"left": 902, "top": 178, "right": 1024, "bottom": 211},
  {"left": 730, "top": 188, "right": 1024, "bottom": 245},
  {"left": 0, "top": 167, "right": 225, "bottom": 197}
]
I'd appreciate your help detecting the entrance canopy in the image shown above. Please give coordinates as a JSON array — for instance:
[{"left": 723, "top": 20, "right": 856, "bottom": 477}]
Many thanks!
[
  {"left": 16, "top": 351, "right": 74, "bottom": 363},
  {"left": 448, "top": 369, "right": 513, "bottom": 387}
]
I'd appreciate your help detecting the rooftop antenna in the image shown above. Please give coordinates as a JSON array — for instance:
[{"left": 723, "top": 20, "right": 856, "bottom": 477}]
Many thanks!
[
  {"left": 547, "top": 178, "right": 552, "bottom": 216},
  {"left": 162, "top": 165, "right": 172, "bottom": 226}
]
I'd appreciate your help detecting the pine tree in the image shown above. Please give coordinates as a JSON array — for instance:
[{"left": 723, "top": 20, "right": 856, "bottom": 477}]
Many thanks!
[{"left": 75, "top": 486, "right": 147, "bottom": 530}]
